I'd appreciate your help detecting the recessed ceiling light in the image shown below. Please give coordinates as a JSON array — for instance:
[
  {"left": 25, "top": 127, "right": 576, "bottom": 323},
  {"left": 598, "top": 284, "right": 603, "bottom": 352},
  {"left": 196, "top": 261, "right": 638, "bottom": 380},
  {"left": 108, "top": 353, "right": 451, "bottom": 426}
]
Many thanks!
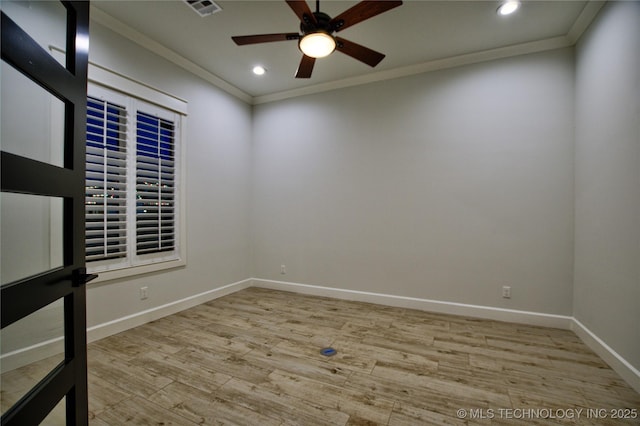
[
  {"left": 497, "top": 0, "right": 520, "bottom": 16},
  {"left": 252, "top": 65, "right": 266, "bottom": 76}
]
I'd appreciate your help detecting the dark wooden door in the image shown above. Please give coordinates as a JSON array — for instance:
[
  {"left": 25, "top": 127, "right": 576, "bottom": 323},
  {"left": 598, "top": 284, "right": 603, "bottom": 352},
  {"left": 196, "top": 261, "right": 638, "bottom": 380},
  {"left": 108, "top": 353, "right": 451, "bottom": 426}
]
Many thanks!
[{"left": 1, "top": 2, "right": 92, "bottom": 425}]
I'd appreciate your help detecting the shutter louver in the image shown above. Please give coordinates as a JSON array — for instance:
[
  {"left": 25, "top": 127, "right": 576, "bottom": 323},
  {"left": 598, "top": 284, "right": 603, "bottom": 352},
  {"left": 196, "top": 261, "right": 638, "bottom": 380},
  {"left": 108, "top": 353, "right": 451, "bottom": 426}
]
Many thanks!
[
  {"left": 85, "top": 97, "right": 128, "bottom": 261},
  {"left": 135, "top": 111, "right": 176, "bottom": 255}
]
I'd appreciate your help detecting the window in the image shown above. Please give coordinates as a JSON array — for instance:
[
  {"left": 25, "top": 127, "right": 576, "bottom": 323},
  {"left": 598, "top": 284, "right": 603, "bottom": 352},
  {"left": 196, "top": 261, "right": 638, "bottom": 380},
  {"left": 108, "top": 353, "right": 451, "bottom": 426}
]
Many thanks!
[
  {"left": 135, "top": 111, "right": 176, "bottom": 255},
  {"left": 86, "top": 96, "right": 128, "bottom": 262},
  {"left": 85, "top": 81, "right": 186, "bottom": 280}
]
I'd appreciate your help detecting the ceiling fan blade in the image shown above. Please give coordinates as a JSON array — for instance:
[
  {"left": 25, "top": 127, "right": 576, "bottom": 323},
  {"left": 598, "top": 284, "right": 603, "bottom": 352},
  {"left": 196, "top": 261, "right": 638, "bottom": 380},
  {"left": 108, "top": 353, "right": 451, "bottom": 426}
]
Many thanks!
[
  {"left": 286, "top": 0, "right": 318, "bottom": 26},
  {"left": 335, "top": 37, "right": 385, "bottom": 67},
  {"left": 232, "top": 33, "right": 300, "bottom": 45},
  {"left": 295, "top": 55, "right": 316, "bottom": 78},
  {"left": 330, "top": 0, "right": 402, "bottom": 32}
]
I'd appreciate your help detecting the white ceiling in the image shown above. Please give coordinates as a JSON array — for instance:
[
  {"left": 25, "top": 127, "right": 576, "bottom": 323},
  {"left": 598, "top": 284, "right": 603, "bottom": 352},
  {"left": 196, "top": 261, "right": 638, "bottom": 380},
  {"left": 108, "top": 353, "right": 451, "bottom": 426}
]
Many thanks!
[{"left": 91, "top": 0, "right": 599, "bottom": 102}]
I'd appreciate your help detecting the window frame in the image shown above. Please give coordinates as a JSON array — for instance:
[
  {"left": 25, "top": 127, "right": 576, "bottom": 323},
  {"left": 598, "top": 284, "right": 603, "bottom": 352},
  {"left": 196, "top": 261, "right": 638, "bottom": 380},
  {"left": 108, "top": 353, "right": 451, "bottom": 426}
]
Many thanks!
[{"left": 84, "top": 65, "right": 187, "bottom": 283}]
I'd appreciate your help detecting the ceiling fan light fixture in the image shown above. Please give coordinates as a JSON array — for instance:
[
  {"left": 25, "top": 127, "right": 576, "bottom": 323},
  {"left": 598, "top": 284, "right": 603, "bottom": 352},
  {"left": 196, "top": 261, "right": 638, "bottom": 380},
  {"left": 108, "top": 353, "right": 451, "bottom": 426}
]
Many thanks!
[
  {"left": 497, "top": 0, "right": 520, "bottom": 16},
  {"left": 299, "top": 31, "right": 336, "bottom": 58},
  {"left": 232, "top": 0, "right": 403, "bottom": 78}
]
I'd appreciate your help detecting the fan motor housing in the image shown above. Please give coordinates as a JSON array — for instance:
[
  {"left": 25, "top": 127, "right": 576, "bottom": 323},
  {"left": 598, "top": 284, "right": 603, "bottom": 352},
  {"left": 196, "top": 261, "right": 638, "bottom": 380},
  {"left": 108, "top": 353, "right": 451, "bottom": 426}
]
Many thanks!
[{"left": 300, "top": 11, "right": 334, "bottom": 35}]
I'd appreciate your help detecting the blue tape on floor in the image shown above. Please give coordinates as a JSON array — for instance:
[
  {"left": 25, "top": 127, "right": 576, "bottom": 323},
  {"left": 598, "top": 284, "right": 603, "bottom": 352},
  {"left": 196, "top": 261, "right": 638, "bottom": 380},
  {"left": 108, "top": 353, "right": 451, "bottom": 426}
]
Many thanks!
[{"left": 320, "top": 347, "right": 337, "bottom": 356}]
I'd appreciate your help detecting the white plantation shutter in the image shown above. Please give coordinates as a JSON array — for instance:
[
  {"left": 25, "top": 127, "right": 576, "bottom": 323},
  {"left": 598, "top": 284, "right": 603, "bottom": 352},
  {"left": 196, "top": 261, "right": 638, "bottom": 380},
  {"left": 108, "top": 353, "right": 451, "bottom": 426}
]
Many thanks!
[
  {"left": 85, "top": 80, "right": 185, "bottom": 278},
  {"left": 85, "top": 96, "right": 128, "bottom": 262},
  {"left": 135, "top": 111, "right": 176, "bottom": 255}
]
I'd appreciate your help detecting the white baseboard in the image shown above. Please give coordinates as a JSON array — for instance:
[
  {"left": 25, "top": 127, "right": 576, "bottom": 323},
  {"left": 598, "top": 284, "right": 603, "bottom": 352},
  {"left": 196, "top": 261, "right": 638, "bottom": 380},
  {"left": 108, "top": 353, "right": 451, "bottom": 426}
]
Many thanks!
[
  {"left": 251, "top": 278, "right": 573, "bottom": 329},
  {"left": 87, "top": 278, "right": 253, "bottom": 343},
  {"left": 0, "top": 337, "right": 65, "bottom": 374},
  {"left": 571, "top": 318, "right": 640, "bottom": 394},
  {"left": 0, "top": 278, "right": 252, "bottom": 373}
]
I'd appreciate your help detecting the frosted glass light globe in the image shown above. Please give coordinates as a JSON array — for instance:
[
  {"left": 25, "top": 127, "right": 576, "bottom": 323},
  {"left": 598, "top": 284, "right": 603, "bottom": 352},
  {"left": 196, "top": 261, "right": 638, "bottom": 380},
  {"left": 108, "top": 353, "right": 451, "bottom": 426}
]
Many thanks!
[{"left": 299, "top": 32, "right": 336, "bottom": 58}]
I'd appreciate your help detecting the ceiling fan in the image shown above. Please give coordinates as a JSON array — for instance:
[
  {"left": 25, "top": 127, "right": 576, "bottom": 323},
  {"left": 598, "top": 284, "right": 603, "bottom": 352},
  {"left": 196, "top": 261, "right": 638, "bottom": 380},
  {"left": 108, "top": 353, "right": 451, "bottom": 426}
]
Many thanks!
[{"left": 232, "top": 0, "right": 403, "bottom": 78}]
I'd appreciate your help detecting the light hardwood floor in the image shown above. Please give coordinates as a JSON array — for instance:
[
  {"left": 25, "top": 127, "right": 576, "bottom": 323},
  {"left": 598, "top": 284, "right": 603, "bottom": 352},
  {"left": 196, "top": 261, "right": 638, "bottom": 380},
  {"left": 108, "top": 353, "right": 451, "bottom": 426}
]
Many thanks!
[{"left": 3, "top": 287, "right": 640, "bottom": 425}]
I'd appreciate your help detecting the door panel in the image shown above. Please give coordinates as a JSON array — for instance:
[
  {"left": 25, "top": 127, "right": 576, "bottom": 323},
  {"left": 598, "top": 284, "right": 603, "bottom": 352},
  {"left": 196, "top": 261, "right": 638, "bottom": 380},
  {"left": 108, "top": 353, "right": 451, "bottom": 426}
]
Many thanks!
[
  {"left": 0, "top": 1, "right": 69, "bottom": 66},
  {"left": 1, "top": 2, "right": 91, "bottom": 425},
  {"left": 1, "top": 193, "right": 64, "bottom": 285},
  {"left": 0, "top": 61, "right": 66, "bottom": 167},
  {"left": 0, "top": 300, "right": 65, "bottom": 413}
]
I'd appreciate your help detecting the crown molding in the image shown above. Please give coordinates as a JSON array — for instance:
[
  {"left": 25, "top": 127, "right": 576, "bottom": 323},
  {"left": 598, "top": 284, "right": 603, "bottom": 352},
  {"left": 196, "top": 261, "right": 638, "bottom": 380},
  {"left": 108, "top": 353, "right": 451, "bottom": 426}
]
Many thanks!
[
  {"left": 91, "top": 1, "right": 606, "bottom": 106},
  {"left": 90, "top": 6, "right": 253, "bottom": 104},
  {"left": 567, "top": 1, "right": 607, "bottom": 44},
  {"left": 254, "top": 0, "right": 607, "bottom": 104},
  {"left": 253, "top": 36, "right": 572, "bottom": 105}
]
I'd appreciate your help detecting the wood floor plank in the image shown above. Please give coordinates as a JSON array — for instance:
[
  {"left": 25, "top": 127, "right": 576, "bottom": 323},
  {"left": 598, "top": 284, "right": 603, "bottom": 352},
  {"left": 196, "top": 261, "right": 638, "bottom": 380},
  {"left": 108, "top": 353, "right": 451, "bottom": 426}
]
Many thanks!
[
  {"left": 346, "top": 370, "right": 497, "bottom": 416},
  {"left": 90, "top": 332, "right": 155, "bottom": 362},
  {"left": 95, "top": 395, "right": 198, "bottom": 425},
  {"left": 389, "top": 401, "right": 466, "bottom": 426},
  {"left": 339, "top": 318, "right": 393, "bottom": 338},
  {"left": 147, "top": 380, "right": 282, "bottom": 426},
  {"left": 120, "top": 324, "right": 186, "bottom": 355},
  {"left": 129, "top": 350, "right": 233, "bottom": 394},
  {"left": 87, "top": 371, "right": 134, "bottom": 420},
  {"left": 486, "top": 336, "right": 608, "bottom": 365},
  {"left": 273, "top": 339, "right": 378, "bottom": 374},
  {"left": 244, "top": 346, "right": 353, "bottom": 386},
  {"left": 177, "top": 327, "right": 259, "bottom": 355},
  {"left": 197, "top": 321, "right": 281, "bottom": 351},
  {"left": 86, "top": 416, "right": 111, "bottom": 426},
  {"left": 371, "top": 362, "right": 512, "bottom": 407},
  {"left": 87, "top": 347, "right": 174, "bottom": 399},
  {"left": 433, "top": 338, "right": 556, "bottom": 367},
  {"left": 265, "top": 370, "right": 395, "bottom": 424},
  {"left": 217, "top": 377, "right": 350, "bottom": 426},
  {"left": 508, "top": 387, "right": 589, "bottom": 410},
  {"left": 175, "top": 345, "right": 274, "bottom": 385},
  {"left": 361, "top": 335, "right": 468, "bottom": 370},
  {"left": 175, "top": 305, "right": 257, "bottom": 331}
]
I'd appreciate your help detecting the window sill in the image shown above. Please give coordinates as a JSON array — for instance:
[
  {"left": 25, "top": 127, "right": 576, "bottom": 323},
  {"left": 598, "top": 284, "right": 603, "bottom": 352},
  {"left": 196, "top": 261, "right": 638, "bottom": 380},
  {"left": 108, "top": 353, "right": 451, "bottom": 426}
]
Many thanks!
[{"left": 87, "top": 258, "right": 186, "bottom": 284}]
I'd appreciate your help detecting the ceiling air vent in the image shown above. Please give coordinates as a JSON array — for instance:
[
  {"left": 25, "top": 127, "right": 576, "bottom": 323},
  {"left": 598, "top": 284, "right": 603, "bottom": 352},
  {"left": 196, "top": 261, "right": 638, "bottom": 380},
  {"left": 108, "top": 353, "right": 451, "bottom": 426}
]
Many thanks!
[{"left": 184, "top": 0, "right": 222, "bottom": 17}]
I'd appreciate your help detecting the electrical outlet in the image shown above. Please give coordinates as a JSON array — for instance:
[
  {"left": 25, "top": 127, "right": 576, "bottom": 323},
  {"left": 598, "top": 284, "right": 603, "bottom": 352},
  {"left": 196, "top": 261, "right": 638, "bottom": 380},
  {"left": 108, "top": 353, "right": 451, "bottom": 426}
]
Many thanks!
[
  {"left": 140, "top": 286, "right": 148, "bottom": 300},
  {"left": 502, "top": 286, "right": 511, "bottom": 299},
  {"left": 280, "top": 265, "right": 286, "bottom": 274}
]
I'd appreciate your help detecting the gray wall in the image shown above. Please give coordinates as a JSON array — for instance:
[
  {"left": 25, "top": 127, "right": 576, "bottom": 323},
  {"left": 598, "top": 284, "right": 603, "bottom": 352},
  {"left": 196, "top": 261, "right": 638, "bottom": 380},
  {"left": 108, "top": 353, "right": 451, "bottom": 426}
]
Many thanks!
[
  {"left": 85, "top": 22, "right": 254, "bottom": 327},
  {"left": 574, "top": 1, "right": 640, "bottom": 370},
  {"left": 252, "top": 48, "right": 575, "bottom": 315}
]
